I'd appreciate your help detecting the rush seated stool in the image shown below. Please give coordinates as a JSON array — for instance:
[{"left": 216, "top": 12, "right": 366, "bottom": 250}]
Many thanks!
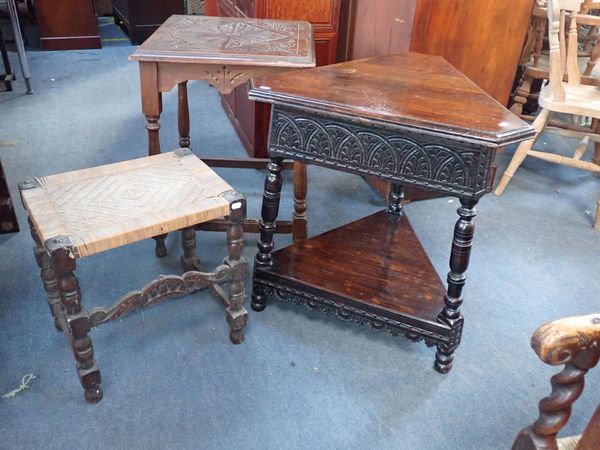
[{"left": 19, "top": 149, "right": 248, "bottom": 403}]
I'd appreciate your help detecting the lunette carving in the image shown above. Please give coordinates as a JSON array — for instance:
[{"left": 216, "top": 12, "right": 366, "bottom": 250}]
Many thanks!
[{"left": 269, "top": 107, "right": 497, "bottom": 199}]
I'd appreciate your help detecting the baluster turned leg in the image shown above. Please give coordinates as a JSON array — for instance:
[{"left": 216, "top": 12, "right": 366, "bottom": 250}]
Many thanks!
[
  {"left": 178, "top": 81, "right": 191, "bottom": 148},
  {"left": 225, "top": 194, "right": 248, "bottom": 344},
  {"left": 251, "top": 157, "right": 284, "bottom": 312},
  {"left": 387, "top": 183, "right": 405, "bottom": 215},
  {"left": 435, "top": 198, "right": 478, "bottom": 374},
  {"left": 28, "top": 217, "right": 63, "bottom": 331},
  {"left": 180, "top": 226, "right": 200, "bottom": 271},
  {"left": 292, "top": 161, "right": 308, "bottom": 243},
  {"left": 47, "top": 236, "right": 102, "bottom": 403}
]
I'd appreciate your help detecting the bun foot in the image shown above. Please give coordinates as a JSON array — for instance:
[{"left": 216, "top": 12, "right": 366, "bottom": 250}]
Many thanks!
[
  {"left": 434, "top": 350, "right": 454, "bottom": 374},
  {"left": 251, "top": 293, "right": 266, "bottom": 312},
  {"left": 229, "top": 330, "right": 245, "bottom": 345},
  {"left": 84, "top": 386, "right": 103, "bottom": 404}
]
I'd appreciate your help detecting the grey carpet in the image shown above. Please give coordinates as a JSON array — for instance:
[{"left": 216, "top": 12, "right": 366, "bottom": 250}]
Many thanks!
[{"left": 1, "top": 46, "right": 599, "bottom": 450}]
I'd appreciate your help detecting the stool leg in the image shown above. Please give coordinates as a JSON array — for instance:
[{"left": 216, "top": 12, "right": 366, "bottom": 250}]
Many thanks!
[
  {"left": 47, "top": 236, "right": 102, "bottom": 404},
  {"left": 29, "top": 217, "right": 62, "bottom": 331},
  {"left": 180, "top": 226, "right": 200, "bottom": 271},
  {"left": 178, "top": 81, "right": 191, "bottom": 148},
  {"left": 153, "top": 234, "right": 168, "bottom": 258},
  {"left": 225, "top": 195, "right": 248, "bottom": 344}
]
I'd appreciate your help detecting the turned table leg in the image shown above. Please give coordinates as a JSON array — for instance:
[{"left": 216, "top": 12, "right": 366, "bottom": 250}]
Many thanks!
[
  {"left": 225, "top": 194, "right": 248, "bottom": 344},
  {"left": 435, "top": 198, "right": 478, "bottom": 374},
  {"left": 387, "top": 183, "right": 405, "bottom": 215},
  {"left": 47, "top": 236, "right": 102, "bottom": 403},
  {"left": 29, "top": 217, "right": 63, "bottom": 331},
  {"left": 178, "top": 81, "right": 191, "bottom": 148},
  {"left": 252, "top": 157, "right": 284, "bottom": 312},
  {"left": 292, "top": 161, "right": 307, "bottom": 243},
  {"left": 139, "top": 61, "right": 163, "bottom": 157}
]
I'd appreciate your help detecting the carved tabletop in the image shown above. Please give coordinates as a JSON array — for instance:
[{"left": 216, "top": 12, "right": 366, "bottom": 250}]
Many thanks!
[
  {"left": 130, "top": 15, "right": 314, "bottom": 67},
  {"left": 249, "top": 53, "right": 535, "bottom": 374}
]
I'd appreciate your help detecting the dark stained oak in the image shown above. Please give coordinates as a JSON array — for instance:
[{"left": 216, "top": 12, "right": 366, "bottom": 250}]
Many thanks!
[
  {"left": 249, "top": 53, "right": 534, "bottom": 146},
  {"left": 251, "top": 52, "right": 535, "bottom": 372},
  {"left": 257, "top": 210, "right": 446, "bottom": 322},
  {"left": 513, "top": 314, "right": 600, "bottom": 450}
]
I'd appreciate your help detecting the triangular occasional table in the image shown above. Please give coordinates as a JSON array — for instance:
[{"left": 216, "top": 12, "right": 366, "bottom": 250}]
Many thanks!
[{"left": 248, "top": 53, "right": 535, "bottom": 373}]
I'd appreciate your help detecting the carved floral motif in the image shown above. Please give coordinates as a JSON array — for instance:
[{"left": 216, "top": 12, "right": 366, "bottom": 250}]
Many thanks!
[{"left": 165, "top": 16, "right": 301, "bottom": 56}]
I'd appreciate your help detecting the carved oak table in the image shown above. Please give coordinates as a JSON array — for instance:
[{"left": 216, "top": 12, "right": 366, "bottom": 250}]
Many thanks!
[
  {"left": 129, "top": 15, "right": 315, "bottom": 243},
  {"left": 19, "top": 150, "right": 248, "bottom": 403},
  {"left": 249, "top": 53, "right": 535, "bottom": 373}
]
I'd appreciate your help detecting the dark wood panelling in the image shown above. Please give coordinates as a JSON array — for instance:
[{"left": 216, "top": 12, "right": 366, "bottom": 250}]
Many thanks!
[
  {"left": 36, "top": 0, "right": 102, "bottom": 50},
  {"left": 113, "top": 0, "right": 185, "bottom": 45},
  {"left": 410, "top": 0, "right": 535, "bottom": 106},
  {"left": 206, "top": 0, "right": 340, "bottom": 158}
]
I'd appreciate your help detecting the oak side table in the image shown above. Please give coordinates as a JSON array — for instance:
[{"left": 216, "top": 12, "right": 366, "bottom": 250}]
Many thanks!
[
  {"left": 129, "top": 15, "right": 315, "bottom": 246},
  {"left": 249, "top": 53, "right": 535, "bottom": 373}
]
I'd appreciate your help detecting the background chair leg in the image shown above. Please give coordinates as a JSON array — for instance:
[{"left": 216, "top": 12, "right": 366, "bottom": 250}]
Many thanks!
[
  {"left": 495, "top": 108, "right": 551, "bottom": 195},
  {"left": 592, "top": 118, "right": 600, "bottom": 178},
  {"left": 595, "top": 191, "right": 600, "bottom": 231}
]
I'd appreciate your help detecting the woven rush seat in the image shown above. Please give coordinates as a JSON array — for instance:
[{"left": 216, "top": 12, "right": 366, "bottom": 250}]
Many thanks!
[
  {"left": 21, "top": 149, "right": 233, "bottom": 258},
  {"left": 19, "top": 149, "right": 248, "bottom": 404}
]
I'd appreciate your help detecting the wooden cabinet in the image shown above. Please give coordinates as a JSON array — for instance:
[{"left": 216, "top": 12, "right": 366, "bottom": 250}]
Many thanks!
[
  {"left": 206, "top": 0, "right": 341, "bottom": 158},
  {"left": 338, "top": 0, "right": 535, "bottom": 106},
  {"left": 36, "top": 0, "right": 101, "bottom": 50},
  {"left": 113, "top": 0, "right": 185, "bottom": 44}
]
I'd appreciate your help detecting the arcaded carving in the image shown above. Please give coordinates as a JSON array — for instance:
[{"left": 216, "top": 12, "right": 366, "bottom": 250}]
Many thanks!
[{"left": 269, "top": 107, "right": 496, "bottom": 198}]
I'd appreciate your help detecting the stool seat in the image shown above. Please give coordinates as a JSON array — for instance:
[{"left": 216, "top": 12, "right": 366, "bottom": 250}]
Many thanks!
[{"left": 21, "top": 149, "right": 234, "bottom": 258}]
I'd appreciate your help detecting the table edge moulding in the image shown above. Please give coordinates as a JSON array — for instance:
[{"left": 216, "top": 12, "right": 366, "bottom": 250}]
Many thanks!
[{"left": 248, "top": 52, "right": 535, "bottom": 374}]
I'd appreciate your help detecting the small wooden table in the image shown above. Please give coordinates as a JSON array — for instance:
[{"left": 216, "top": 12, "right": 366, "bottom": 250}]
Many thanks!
[
  {"left": 249, "top": 53, "right": 535, "bottom": 373},
  {"left": 129, "top": 15, "right": 315, "bottom": 242}
]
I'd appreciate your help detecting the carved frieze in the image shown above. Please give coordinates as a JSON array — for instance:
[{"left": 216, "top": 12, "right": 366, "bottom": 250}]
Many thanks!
[{"left": 268, "top": 106, "right": 497, "bottom": 198}]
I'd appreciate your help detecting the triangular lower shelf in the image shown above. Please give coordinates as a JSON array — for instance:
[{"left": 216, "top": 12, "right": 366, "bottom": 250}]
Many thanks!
[{"left": 255, "top": 209, "right": 447, "bottom": 323}]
